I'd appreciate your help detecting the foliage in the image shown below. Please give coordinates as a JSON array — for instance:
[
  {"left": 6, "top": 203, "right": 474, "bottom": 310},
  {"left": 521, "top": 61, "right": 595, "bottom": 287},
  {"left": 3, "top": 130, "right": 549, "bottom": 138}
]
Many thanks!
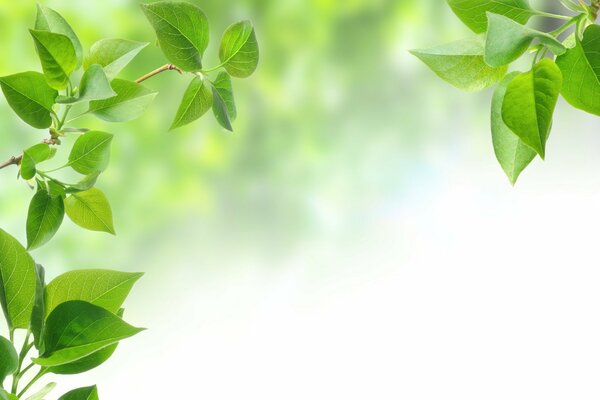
[
  {"left": 412, "top": 0, "right": 600, "bottom": 185},
  {"left": 0, "top": 2, "right": 259, "bottom": 399}
]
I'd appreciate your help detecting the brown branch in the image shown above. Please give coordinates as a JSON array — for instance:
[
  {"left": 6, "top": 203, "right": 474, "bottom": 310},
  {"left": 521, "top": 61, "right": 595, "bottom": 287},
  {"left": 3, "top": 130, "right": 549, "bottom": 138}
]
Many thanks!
[
  {"left": 0, "top": 155, "right": 22, "bottom": 171},
  {"left": 135, "top": 63, "right": 183, "bottom": 84}
]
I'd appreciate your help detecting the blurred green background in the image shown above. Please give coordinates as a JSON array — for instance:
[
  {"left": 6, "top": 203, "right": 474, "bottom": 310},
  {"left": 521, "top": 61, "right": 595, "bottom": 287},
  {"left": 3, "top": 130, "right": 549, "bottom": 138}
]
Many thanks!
[{"left": 2, "top": 1, "right": 600, "bottom": 399}]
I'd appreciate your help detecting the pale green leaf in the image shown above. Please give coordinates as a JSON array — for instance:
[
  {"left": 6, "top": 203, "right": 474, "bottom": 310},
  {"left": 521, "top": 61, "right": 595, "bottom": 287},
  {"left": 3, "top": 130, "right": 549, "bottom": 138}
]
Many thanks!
[
  {"left": 64, "top": 188, "right": 115, "bottom": 234},
  {"left": 219, "top": 21, "right": 259, "bottom": 78},
  {"left": 35, "top": 4, "right": 83, "bottom": 68},
  {"left": 87, "top": 79, "right": 156, "bottom": 122},
  {"left": 57, "top": 65, "right": 116, "bottom": 104},
  {"left": 84, "top": 39, "right": 148, "bottom": 80},
  {"left": 21, "top": 144, "right": 57, "bottom": 181},
  {"left": 57, "top": 386, "right": 99, "bottom": 400},
  {"left": 447, "top": 0, "right": 535, "bottom": 33},
  {"left": 171, "top": 76, "right": 213, "bottom": 130},
  {"left": 68, "top": 131, "right": 114, "bottom": 175},
  {"left": 24, "top": 382, "right": 56, "bottom": 400}
]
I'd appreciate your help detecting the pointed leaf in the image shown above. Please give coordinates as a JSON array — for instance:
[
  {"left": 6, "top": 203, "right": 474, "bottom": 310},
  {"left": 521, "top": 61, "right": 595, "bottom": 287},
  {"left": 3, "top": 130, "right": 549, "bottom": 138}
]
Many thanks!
[
  {"left": 501, "top": 59, "right": 562, "bottom": 159},
  {"left": 64, "top": 188, "right": 115, "bottom": 234},
  {"left": 0, "top": 336, "right": 18, "bottom": 386},
  {"left": 491, "top": 72, "right": 537, "bottom": 185},
  {"left": 30, "top": 30, "right": 77, "bottom": 90},
  {"left": 485, "top": 13, "right": 565, "bottom": 67},
  {"left": 410, "top": 37, "right": 507, "bottom": 91},
  {"left": 57, "top": 65, "right": 116, "bottom": 104},
  {"left": 141, "top": 2, "right": 209, "bottom": 71},
  {"left": 87, "top": 79, "right": 156, "bottom": 122},
  {"left": 31, "top": 264, "right": 46, "bottom": 352},
  {"left": 0, "top": 72, "right": 57, "bottom": 129},
  {"left": 24, "top": 382, "right": 56, "bottom": 400},
  {"left": 0, "top": 229, "right": 36, "bottom": 330},
  {"left": 57, "top": 386, "right": 99, "bottom": 400},
  {"left": 219, "top": 21, "right": 259, "bottom": 78},
  {"left": 447, "top": 0, "right": 535, "bottom": 33},
  {"left": 171, "top": 76, "right": 213, "bottom": 130},
  {"left": 26, "top": 189, "right": 65, "bottom": 250},
  {"left": 211, "top": 72, "right": 236, "bottom": 131},
  {"left": 84, "top": 39, "right": 148, "bottom": 80},
  {"left": 34, "top": 301, "right": 143, "bottom": 367},
  {"left": 35, "top": 4, "right": 83, "bottom": 68},
  {"left": 68, "top": 131, "right": 113, "bottom": 175}
]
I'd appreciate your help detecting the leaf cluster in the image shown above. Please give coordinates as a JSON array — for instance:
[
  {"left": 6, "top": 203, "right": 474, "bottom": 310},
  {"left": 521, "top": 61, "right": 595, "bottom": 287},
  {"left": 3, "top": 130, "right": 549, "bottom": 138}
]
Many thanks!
[{"left": 412, "top": 0, "right": 600, "bottom": 184}]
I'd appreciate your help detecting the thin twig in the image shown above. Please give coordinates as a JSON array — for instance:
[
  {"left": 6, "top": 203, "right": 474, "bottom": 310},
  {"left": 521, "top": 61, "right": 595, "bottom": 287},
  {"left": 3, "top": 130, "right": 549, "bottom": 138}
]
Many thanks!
[
  {"left": 135, "top": 63, "right": 183, "bottom": 84},
  {"left": 0, "top": 155, "right": 22, "bottom": 171}
]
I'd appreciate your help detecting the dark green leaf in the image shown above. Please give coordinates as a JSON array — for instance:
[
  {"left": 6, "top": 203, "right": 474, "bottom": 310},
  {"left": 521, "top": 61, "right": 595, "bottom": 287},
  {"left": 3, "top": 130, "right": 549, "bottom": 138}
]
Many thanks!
[
  {"left": 0, "top": 72, "right": 57, "bottom": 129},
  {"left": 68, "top": 131, "right": 114, "bottom": 175},
  {"left": 35, "top": 4, "right": 83, "bottom": 68},
  {"left": 447, "top": 0, "right": 535, "bottom": 33},
  {"left": 219, "top": 21, "right": 259, "bottom": 78},
  {"left": 0, "top": 228, "right": 36, "bottom": 330},
  {"left": 491, "top": 72, "right": 537, "bottom": 185},
  {"left": 502, "top": 59, "right": 562, "bottom": 159},
  {"left": 31, "top": 264, "right": 46, "bottom": 352},
  {"left": 34, "top": 301, "right": 143, "bottom": 367},
  {"left": 141, "top": 2, "right": 209, "bottom": 71},
  {"left": 84, "top": 39, "right": 148, "bottom": 80},
  {"left": 26, "top": 189, "right": 65, "bottom": 250},
  {"left": 411, "top": 37, "right": 507, "bottom": 91},
  {"left": 0, "top": 336, "right": 18, "bottom": 387},
  {"left": 57, "top": 65, "right": 116, "bottom": 104},
  {"left": 87, "top": 79, "right": 156, "bottom": 122},
  {"left": 58, "top": 386, "right": 99, "bottom": 400},
  {"left": 30, "top": 29, "right": 77, "bottom": 90},
  {"left": 20, "top": 144, "right": 57, "bottom": 181},
  {"left": 211, "top": 72, "right": 236, "bottom": 131},
  {"left": 64, "top": 188, "right": 115, "bottom": 234},
  {"left": 171, "top": 76, "right": 213, "bottom": 130}
]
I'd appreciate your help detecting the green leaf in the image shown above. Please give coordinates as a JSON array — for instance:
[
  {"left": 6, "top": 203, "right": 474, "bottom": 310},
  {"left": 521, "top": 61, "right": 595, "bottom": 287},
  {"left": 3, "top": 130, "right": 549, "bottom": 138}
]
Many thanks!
[
  {"left": 502, "top": 59, "right": 562, "bottom": 159},
  {"left": 35, "top": 4, "right": 83, "bottom": 68},
  {"left": 491, "top": 72, "right": 537, "bottom": 185},
  {"left": 31, "top": 264, "right": 46, "bottom": 353},
  {"left": 219, "top": 21, "right": 259, "bottom": 78},
  {"left": 34, "top": 300, "right": 143, "bottom": 367},
  {"left": 171, "top": 76, "right": 213, "bottom": 130},
  {"left": 47, "top": 343, "right": 118, "bottom": 375},
  {"left": 64, "top": 188, "right": 115, "bottom": 234},
  {"left": 447, "top": 0, "right": 535, "bottom": 33},
  {"left": 87, "top": 79, "right": 156, "bottom": 122},
  {"left": 556, "top": 25, "right": 600, "bottom": 116},
  {"left": 58, "top": 386, "right": 99, "bottom": 400},
  {"left": 84, "top": 39, "right": 148, "bottom": 80},
  {"left": 68, "top": 131, "right": 114, "bottom": 175},
  {"left": 30, "top": 30, "right": 77, "bottom": 90},
  {"left": 0, "top": 72, "right": 58, "bottom": 129},
  {"left": 64, "top": 173, "right": 101, "bottom": 194},
  {"left": 211, "top": 72, "right": 236, "bottom": 131},
  {"left": 46, "top": 269, "right": 142, "bottom": 316},
  {"left": 0, "top": 389, "right": 18, "bottom": 400},
  {"left": 0, "top": 228, "right": 36, "bottom": 330},
  {"left": 24, "top": 382, "right": 56, "bottom": 400},
  {"left": 141, "top": 2, "right": 209, "bottom": 71},
  {"left": 0, "top": 336, "right": 18, "bottom": 387},
  {"left": 57, "top": 65, "right": 116, "bottom": 104},
  {"left": 26, "top": 189, "right": 65, "bottom": 250},
  {"left": 20, "top": 144, "right": 57, "bottom": 181},
  {"left": 410, "top": 37, "right": 507, "bottom": 91},
  {"left": 485, "top": 13, "right": 566, "bottom": 67}
]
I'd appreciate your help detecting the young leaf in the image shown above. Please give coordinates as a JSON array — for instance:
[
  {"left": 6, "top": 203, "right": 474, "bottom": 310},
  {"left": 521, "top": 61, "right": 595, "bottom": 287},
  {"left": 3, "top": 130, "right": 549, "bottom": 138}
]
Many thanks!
[
  {"left": 29, "top": 30, "right": 77, "bottom": 90},
  {"left": 219, "top": 21, "right": 259, "bottom": 78},
  {"left": 485, "top": 13, "right": 566, "bottom": 67},
  {"left": 26, "top": 189, "right": 65, "bottom": 250},
  {"left": 68, "top": 131, "right": 114, "bottom": 175},
  {"left": 64, "top": 188, "right": 116, "bottom": 234},
  {"left": 84, "top": 39, "right": 148, "bottom": 80},
  {"left": 35, "top": 4, "right": 83, "bottom": 68},
  {"left": 20, "top": 143, "right": 57, "bottom": 180},
  {"left": 171, "top": 76, "right": 213, "bottom": 130},
  {"left": 24, "top": 382, "right": 56, "bottom": 400},
  {"left": 502, "top": 59, "right": 562, "bottom": 159},
  {"left": 31, "top": 264, "right": 46, "bottom": 353},
  {"left": 556, "top": 25, "right": 600, "bottom": 116},
  {"left": 64, "top": 173, "right": 100, "bottom": 194},
  {"left": 447, "top": 0, "right": 535, "bottom": 33},
  {"left": 34, "top": 300, "right": 144, "bottom": 367},
  {"left": 0, "top": 336, "right": 18, "bottom": 386},
  {"left": 211, "top": 72, "right": 236, "bottom": 131},
  {"left": 0, "top": 228, "right": 36, "bottom": 330},
  {"left": 141, "top": 2, "right": 209, "bottom": 71},
  {"left": 57, "top": 65, "right": 116, "bottom": 104},
  {"left": 45, "top": 269, "right": 143, "bottom": 316},
  {"left": 0, "top": 72, "right": 58, "bottom": 129},
  {"left": 491, "top": 72, "right": 536, "bottom": 185},
  {"left": 58, "top": 386, "right": 99, "bottom": 400},
  {"left": 87, "top": 79, "right": 157, "bottom": 122},
  {"left": 410, "top": 37, "right": 507, "bottom": 91}
]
